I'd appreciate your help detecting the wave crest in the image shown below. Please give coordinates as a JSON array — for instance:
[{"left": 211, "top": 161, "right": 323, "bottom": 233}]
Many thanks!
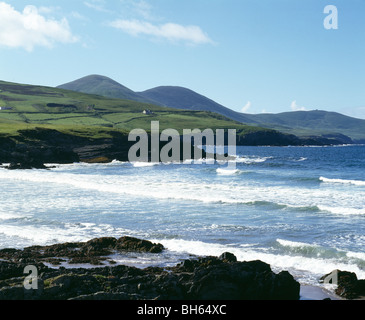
[{"left": 320, "top": 177, "right": 365, "bottom": 186}]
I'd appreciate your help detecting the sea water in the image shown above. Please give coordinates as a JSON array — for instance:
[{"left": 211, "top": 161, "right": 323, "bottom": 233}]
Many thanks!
[{"left": 0, "top": 145, "right": 364, "bottom": 293}]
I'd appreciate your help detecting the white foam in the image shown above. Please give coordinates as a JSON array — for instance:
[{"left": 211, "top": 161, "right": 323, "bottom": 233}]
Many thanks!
[
  {"left": 277, "top": 239, "right": 318, "bottom": 249},
  {"left": 346, "top": 251, "right": 365, "bottom": 261},
  {"left": 234, "top": 156, "right": 272, "bottom": 164},
  {"left": 132, "top": 162, "right": 159, "bottom": 167},
  {"left": 1, "top": 169, "right": 364, "bottom": 216},
  {"left": 0, "top": 221, "right": 138, "bottom": 249},
  {"left": 320, "top": 177, "right": 365, "bottom": 186},
  {"left": 318, "top": 205, "right": 365, "bottom": 216},
  {"left": 157, "top": 238, "right": 365, "bottom": 284},
  {"left": 0, "top": 212, "right": 30, "bottom": 221},
  {"left": 216, "top": 168, "right": 239, "bottom": 175}
]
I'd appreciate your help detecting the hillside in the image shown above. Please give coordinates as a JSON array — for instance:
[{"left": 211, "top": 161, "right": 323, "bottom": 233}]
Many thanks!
[
  {"left": 58, "top": 76, "right": 253, "bottom": 123},
  {"left": 57, "top": 75, "right": 365, "bottom": 143},
  {"left": 57, "top": 75, "right": 156, "bottom": 104},
  {"left": 0, "top": 79, "right": 250, "bottom": 135},
  {"left": 240, "top": 110, "right": 365, "bottom": 143},
  {"left": 138, "top": 88, "right": 365, "bottom": 143},
  {"left": 1, "top": 79, "right": 315, "bottom": 167},
  {"left": 138, "top": 86, "right": 253, "bottom": 123}
]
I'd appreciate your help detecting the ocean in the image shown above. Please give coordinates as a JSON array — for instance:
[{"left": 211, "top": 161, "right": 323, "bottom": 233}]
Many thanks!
[{"left": 1, "top": 145, "right": 364, "bottom": 295}]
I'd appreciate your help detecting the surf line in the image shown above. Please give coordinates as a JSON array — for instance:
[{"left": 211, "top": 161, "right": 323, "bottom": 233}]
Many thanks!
[{"left": 128, "top": 121, "right": 237, "bottom": 168}]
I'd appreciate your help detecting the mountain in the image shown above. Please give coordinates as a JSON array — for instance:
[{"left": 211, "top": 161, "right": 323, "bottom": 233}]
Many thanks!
[
  {"left": 58, "top": 75, "right": 365, "bottom": 143},
  {"left": 240, "top": 110, "right": 365, "bottom": 143},
  {"left": 57, "top": 75, "right": 156, "bottom": 104},
  {"left": 58, "top": 77, "right": 253, "bottom": 122},
  {"left": 138, "top": 86, "right": 253, "bottom": 123},
  {"left": 0, "top": 79, "right": 251, "bottom": 135},
  {"left": 2, "top": 79, "right": 328, "bottom": 167},
  {"left": 139, "top": 87, "right": 365, "bottom": 143}
]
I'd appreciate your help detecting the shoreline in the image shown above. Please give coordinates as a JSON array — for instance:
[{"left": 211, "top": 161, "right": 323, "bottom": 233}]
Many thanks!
[
  {"left": 0, "top": 236, "right": 300, "bottom": 300},
  {"left": 300, "top": 285, "right": 342, "bottom": 300},
  {"left": 1, "top": 236, "right": 362, "bottom": 301}
]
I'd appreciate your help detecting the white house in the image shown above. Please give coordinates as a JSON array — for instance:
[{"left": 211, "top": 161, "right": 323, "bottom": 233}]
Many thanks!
[{"left": 143, "top": 109, "right": 154, "bottom": 115}]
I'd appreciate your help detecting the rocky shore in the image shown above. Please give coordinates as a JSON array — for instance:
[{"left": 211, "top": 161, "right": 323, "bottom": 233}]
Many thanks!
[
  {"left": 0, "top": 236, "right": 302, "bottom": 300},
  {"left": 1, "top": 237, "right": 364, "bottom": 301},
  {"left": 0, "top": 127, "right": 353, "bottom": 170},
  {"left": 320, "top": 270, "right": 365, "bottom": 300}
]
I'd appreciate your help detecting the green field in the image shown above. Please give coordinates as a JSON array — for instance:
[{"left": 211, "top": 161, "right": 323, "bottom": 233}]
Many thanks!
[{"left": 0, "top": 80, "right": 269, "bottom": 139}]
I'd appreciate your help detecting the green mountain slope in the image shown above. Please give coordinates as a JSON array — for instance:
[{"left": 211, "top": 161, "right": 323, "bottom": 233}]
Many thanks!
[
  {"left": 57, "top": 76, "right": 254, "bottom": 123},
  {"left": 0, "top": 79, "right": 355, "bottom": 167},
  {"left": 57, "top": 75, "right": 365, "bottom": 143},
  {"left": 57, "top": 75, "right": 156, "bottom": 104},
  {"left": 139, "top": 87, "right": 365, "bottom": 143},
  {"left": 0, "top": 79, "right": 263, "bottom": 137},
  {"left": 138, "top": 86, "right": 253, "bottom": 123},
  {"left": 241, "top": 110, "right": 365, "bottom": 143}
]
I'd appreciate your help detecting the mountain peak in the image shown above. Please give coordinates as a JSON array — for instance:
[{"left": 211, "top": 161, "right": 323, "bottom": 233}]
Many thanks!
[{"left": 57, "top": 75, "right": 154, "bottom": 103}]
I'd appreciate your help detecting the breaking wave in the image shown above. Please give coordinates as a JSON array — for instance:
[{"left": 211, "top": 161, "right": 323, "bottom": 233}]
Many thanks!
[{"left": 320, "top": 177, "right": 365, "bottom": 186}]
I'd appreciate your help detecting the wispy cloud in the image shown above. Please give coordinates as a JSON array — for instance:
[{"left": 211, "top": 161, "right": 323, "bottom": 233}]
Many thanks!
[
  {"left": 70, "top": 11, "right": 88, "bottom": 21},
  {"left": 241, "top": 101, "right": 252, "bottom": 113},
  {"left": 109, "top": 19, "right": 214, "bottom": 45},
  {"left": 0, "top": 2, "right": 78, "bottom": 51},
  {"left": 128, "top": 0, "right": 153, "bottom": 20},
  {"left": 290, "top": 100, "right": 307, "bottom": 111},
  {"left": 84, "top": 0, "right": 111, "bottom": 13},
  {"left": 341, "top": 106, "right": 365, "bottom": 120}
]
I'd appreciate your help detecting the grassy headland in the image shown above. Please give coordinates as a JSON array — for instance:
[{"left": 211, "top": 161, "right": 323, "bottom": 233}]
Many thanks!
[
  {"left": 0, "top": 80, "right": 345, "bottom": 166},
  {"left": 0, "top": 80, "right": 266, "bottom": 138}
]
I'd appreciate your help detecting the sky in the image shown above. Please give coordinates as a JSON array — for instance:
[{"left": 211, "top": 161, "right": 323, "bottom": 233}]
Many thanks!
[{"left": 0, "top": 0, "right": 364, "bottom": 118}]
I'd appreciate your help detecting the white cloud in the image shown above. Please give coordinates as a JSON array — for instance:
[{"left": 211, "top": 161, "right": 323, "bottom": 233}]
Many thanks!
[
  {"left": 290, "top": 100, "right": 307, "bottom": 111},
  {"left": 341, "top": 106, "right": 365, "bottom": 120},
  {"left": 241, "top": 101, "right": 252, "bottom": 113},
  {"left": 119, "top": 0, "right": 159, "bottom": 21},
  {"left": 132, "top": 0, "right": 153, "bottom": 20},
  {"left": 70, "top": 11, "right": 88, "bottom": 21},
  {"left": 109, "top": 19, "right": 214, "bottom": 45},
  {"left": 0, "top": 2, "right": 78, "bottom": 51},
  {"left": 84, "top": 0, "right": 111, "bottom": 13},
  {"left": 38, "top": 6, "right": 61, "bottom": 15}
]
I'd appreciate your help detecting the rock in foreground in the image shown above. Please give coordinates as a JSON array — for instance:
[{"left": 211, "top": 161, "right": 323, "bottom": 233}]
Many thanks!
[
  {"left": 0, "top": 238, "right": 300, "bottom": 300},
  {"left": 321, "top": 270, "right": 365, "bottom": 300}
]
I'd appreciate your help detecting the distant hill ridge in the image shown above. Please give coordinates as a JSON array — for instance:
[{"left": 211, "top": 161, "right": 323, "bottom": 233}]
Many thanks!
[
  {"left": 57, "top": 75, "right": 156, "bottom": 104},
  {"left": 58, "top": 75, "right": 365, "bottom": 143}
]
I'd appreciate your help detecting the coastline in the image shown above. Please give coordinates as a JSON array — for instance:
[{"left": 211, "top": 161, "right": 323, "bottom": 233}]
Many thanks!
[
  {"left": 0, "top": 236, "right": 361, "bottom": 301},
  {"left": 0, "top": 236, "right": 301, "bottom": 300},
  {"left": 300, "top": 285, "right": 342, "bottom": 300},
  {"left": 1, "top": 148, "right": 364, "bottom": 301}
]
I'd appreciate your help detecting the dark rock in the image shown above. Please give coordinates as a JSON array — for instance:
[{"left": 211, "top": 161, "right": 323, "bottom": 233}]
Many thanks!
[
  {"left": 0, "top": 237, "right": 165, "bottom": 267},
  {"left": 7, "top": 161, "right": 47, "bottom": 170},
  {"left": 321, "top": 270, "right": 365, "bottom": 299},
  {"left": 116, "top": 236, "right": 165, "bottom": 253},
  {"left": 0, "top": 261, "right": 27, "bottom": 281},
  {"left": 219, "top": 252, "right": 237, "bottom": 263},
  {"left": 82, "top": 237, "right": 117, "bottom": 256},
  {"left": 0, "top": 239, "right": 300, "bottom": 300},
  {"left": 181, "top": 257, "right": 299, "bottom": 300},
  {"left": 0, "top": 285, "right": 25, "bottom": 300}
]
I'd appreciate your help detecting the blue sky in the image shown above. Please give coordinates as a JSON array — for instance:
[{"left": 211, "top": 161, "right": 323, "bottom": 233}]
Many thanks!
[{"left": 1, "top": 0, "right": 364, "bottom": 118}]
